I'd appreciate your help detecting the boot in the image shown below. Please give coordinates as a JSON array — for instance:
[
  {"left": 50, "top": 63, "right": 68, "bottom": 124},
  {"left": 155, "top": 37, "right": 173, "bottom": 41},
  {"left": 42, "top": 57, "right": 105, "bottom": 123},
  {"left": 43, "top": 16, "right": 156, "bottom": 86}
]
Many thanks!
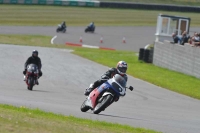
[
  {"left": 35, "top": 78, "right": 39, "bottom": 85},
  {"left": 84, "top": 84, "right": 94, "bottom": 96}
]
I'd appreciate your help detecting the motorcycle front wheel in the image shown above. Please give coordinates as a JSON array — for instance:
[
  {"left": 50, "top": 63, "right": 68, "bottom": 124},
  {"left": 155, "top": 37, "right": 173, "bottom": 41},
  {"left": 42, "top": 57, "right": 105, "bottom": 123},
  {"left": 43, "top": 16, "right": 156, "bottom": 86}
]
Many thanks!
[
  {"left": 93, "top": 94, "right": 113, "bottom": 114},
  {"left": 28, "top": 77, "right": 34, "bottom": 91},
  {"left": 80, "top": 99, "right": 90, "bottom": 112},
  {"left": 85, "top": 28, "right": 88, "bottom": 33},
  {"left": 56, "top": 28, "right": 60, "bottom": 32}
]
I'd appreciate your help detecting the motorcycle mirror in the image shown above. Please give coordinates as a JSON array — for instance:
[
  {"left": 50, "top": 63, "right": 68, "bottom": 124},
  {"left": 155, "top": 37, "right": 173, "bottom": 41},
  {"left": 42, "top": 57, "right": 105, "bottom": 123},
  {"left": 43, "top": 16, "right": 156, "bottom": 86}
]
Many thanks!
[{"left": 129, "top": 86, "right": 134, "bottom": 91}]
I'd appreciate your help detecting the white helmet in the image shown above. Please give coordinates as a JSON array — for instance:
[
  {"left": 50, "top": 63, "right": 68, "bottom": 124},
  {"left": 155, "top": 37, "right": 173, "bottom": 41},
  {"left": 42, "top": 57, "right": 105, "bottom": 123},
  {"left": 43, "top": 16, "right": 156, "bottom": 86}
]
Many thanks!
[{"left": 116, "top": 61, "right": 127, "bottom": 75}]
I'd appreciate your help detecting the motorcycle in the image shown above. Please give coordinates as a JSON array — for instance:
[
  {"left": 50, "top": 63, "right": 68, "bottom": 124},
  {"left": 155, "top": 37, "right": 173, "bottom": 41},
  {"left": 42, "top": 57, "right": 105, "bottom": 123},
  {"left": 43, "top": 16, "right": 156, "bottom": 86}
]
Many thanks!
[
  {"left": 25, "top": 64, "right": 39, "bottom": 91},
  {"left": 80, "top": 74, "right": 133, "bottom": 114},
  {"left": 85, "top": 25, "right": 95, "bottom": 33},
  {"left": 56, "top": 24, "right": 66, "bottom": 33}
]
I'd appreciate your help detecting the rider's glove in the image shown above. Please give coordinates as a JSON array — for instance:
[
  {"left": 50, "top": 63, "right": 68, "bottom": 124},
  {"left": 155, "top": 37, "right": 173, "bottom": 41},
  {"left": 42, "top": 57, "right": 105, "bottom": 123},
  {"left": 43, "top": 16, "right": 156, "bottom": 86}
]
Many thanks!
[{"left": 23, "top": 69, "right": 27, "bottom": 75}]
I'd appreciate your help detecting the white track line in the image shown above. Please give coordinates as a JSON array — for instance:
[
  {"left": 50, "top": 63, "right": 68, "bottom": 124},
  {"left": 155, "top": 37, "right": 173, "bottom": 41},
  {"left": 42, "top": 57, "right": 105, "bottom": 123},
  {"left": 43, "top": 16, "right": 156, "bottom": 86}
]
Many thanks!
[
  {"left": 82, "top": 44, "right": 99, "bottom": 49},
  {"left": 51, "top": 35, "right": 57, "bottom": 44}
]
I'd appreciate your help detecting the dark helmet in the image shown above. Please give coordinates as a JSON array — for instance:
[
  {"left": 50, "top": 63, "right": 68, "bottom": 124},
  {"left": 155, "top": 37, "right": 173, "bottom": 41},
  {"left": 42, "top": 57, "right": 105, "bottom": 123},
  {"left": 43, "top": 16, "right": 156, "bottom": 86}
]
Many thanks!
[
  {"left": 32, "top": 50, "right": 38, "bottom": 58},
  {"left": 116, "top": 61, "right": 127, "bottom": 75}
]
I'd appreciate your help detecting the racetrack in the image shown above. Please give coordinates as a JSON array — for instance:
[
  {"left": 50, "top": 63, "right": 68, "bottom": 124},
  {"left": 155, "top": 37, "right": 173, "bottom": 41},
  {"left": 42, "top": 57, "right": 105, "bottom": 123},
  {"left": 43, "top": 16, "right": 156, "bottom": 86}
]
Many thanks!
[
  {"left": 1, "top": 26, "right": 200, "bottom": 52},
  {"left": 0, "top": 43, "right": 200, "bottom": 133},
  {"left": 0, "top": 26, "right": 156, "bottom": 52}
]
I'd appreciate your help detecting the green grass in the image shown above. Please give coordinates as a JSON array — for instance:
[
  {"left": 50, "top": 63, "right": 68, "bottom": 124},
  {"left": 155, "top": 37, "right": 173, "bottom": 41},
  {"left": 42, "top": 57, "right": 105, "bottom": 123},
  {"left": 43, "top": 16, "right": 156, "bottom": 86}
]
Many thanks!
[
  {"left": 0, "top": 104, "right": 160, "bottom": 133},
  {"left": 99, "top": 0, "right": 200, "bottom": 6},
  {"left": 73, "top": 47, "right": 200, "bottom": 99},
  {"left": 0, "top": 34, "right": 200, "bottom": 100},
  {"left": 1, "top": 5, "right": 200, "bottom": 26}
]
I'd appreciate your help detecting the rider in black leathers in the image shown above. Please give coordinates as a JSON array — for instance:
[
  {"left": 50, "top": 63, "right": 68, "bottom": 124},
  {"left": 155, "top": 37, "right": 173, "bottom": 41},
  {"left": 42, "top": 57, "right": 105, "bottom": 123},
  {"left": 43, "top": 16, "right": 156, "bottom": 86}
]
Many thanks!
[
  {"left": 88, "top": 22, "right": 95, "bottom": 29},
  {"left": 61, "top": 21, "right": 66, "bottom": 30},
  {"left": 23, "top": 50, "right": 42, "bottom": 85},
  {"left": 84, "top": 61, "right": 132, "bottom": 96}
]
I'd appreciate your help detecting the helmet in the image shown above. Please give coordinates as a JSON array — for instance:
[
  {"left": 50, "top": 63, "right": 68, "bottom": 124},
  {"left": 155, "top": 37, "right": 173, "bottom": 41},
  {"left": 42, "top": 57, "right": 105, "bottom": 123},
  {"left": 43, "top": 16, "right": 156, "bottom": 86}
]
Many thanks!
[
  {"left": 116, "top": 61, "right": 127, "bottom": 75},
  {"left": 32, "top": 50, "right": 38, "bottom": 58}
]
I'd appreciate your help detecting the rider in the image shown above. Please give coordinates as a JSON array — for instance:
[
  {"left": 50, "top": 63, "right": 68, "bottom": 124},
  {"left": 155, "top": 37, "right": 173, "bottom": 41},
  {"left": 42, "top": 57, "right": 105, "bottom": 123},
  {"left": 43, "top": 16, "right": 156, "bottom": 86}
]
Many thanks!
[
  {"left": 61, "top": 21, "right": 66, "bottom": 29},
  {"left": 88, "top": 22, "right": 95, "bottom": 29},
  {"left": 84, "top": 61, "right": 132, "bottom": 96},
  {"left": 23, "top": 50, "right": 42, "bottom": 85}
]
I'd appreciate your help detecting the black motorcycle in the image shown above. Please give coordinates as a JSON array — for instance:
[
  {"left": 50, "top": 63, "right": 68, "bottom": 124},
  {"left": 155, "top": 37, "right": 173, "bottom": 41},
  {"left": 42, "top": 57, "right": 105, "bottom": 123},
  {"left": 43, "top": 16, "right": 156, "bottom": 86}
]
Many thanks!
[
  {"left": 85, "top": 25, "right": 95, "bottom": 33},
  {"left": 56, "top": 24, "right": 66, "bottom": 33}
]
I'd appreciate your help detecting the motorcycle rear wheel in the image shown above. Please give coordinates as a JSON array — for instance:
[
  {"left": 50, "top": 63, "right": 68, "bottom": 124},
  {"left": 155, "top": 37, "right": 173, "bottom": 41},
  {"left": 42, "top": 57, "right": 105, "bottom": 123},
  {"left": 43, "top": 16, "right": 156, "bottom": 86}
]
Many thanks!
[
  {"left": 93, "top": 94, "right": 113, "bottom": 114},
  {"left": 80, "top": 99, "right": 90, "bottom": 112}
]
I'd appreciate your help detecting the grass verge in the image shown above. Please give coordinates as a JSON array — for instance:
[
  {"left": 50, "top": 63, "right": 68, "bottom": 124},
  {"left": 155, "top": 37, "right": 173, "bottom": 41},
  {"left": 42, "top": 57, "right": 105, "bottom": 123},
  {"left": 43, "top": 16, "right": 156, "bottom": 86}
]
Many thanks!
[
  {"left": 0, "top": 104, "right": 160, "bottom": 133},
  {"left": 0, "top": 5, "right": 200, "bottom": 26},
  {"left": 0, "top": 34, "right": 200, "bottom": 100}
]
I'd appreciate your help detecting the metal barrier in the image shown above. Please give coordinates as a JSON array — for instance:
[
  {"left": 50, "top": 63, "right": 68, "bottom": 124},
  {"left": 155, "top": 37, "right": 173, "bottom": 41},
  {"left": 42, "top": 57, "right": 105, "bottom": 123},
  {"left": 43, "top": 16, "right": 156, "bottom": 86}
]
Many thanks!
[
  {"left": 1, "top": 0, "right": 200, "bottom": 14},
  {"left": 0, "top": 0, "right": 100, "bottom": 7},
  {"left": 100, "top": 2, "right": 200, "bottom": 13}
]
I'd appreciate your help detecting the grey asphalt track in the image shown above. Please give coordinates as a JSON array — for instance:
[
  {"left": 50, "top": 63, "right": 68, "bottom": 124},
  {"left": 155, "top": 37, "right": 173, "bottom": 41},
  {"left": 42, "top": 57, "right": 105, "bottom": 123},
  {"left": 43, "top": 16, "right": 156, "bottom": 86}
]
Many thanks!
[
  {"left": 0, "top": 26, "right": 156, "bottom": 52},
  {"left": 1, "top": 26, "right": 200, "bottom": 52},
  {"left": 0, "top": 44, "right": 200, "bottom": 133}
]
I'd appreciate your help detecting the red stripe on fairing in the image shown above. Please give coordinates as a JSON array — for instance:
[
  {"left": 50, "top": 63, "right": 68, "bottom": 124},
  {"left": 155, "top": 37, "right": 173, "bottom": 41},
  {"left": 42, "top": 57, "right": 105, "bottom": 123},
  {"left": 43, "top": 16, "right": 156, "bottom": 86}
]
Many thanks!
[
  {"left": 99, "top": 47, "right": 115, "bottom": 51},
  {"left": 65, "top": 42, "right": 82, "bottom": 47},
  {"left": 89, "top": 89, "right": 100, "bottom": 108}
]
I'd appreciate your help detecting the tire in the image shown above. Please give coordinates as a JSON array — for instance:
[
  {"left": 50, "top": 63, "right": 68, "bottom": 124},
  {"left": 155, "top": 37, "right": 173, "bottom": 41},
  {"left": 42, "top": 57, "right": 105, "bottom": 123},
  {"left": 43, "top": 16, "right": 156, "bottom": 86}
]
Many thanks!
[
  {"left": 56, "top": 28, "right": 59, "bottom": 32},
  {"left": 93, "top": 94, "right": 113, "bottom": 114},
  {"left": 92, "top": 27, "right": 95, "bottom": 33},
  {"left": 80, "top": 100, "right": 90, "bottom": 112},
  {"left": 29, "top": 77, "right": 34, "bottom": 91}
]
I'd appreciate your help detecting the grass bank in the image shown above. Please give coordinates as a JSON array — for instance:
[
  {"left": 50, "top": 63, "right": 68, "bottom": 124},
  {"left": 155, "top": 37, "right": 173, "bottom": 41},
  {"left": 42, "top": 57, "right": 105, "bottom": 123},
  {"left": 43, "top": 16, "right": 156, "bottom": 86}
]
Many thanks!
[
  {"left": 0, "top": 34, "right": 200, "bottom": 100},
  {"left": 0, "top": 104, "right": 159, "bottom": 133},
  {"left": 0, "top": 5, "right": 200, "bottom": 26}
]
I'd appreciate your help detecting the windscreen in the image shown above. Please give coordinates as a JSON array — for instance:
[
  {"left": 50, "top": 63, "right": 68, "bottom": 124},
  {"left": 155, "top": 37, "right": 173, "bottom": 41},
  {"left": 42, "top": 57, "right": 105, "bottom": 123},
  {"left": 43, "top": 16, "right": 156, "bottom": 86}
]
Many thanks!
[
  {"left": 113, "top": 74, "right": 126, "bottom": 88},
  {"left": 27, "top": 64, "right": 38, "bottom": 72}
]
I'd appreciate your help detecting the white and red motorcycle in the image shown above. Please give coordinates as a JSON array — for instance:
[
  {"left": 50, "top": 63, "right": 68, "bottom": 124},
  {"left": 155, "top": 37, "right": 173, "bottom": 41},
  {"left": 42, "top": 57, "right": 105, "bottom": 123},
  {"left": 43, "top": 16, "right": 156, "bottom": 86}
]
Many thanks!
[{"left": 80, "top": 74, "right": 133, "bottom": 114}]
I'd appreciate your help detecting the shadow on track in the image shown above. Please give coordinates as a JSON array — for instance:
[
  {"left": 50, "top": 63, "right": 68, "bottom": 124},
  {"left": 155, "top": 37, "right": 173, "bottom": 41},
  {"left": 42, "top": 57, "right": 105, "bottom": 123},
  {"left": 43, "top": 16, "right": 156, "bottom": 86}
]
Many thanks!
[
  {"left": 84, "top": 112, "right": 147, "bottom": 121},
  {"left": 98, "top": 113, "right": 146, "bottom": 121},
  {"left": 30, "top": 90, "right": 50, "bottom": 93}
]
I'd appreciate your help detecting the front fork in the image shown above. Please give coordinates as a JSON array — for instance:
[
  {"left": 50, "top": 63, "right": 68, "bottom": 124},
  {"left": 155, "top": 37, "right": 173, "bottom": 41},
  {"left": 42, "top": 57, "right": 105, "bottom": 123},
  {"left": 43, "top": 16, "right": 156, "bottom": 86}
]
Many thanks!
[{"left": 26, "top": 75, "right": 38, "bottom": 85}]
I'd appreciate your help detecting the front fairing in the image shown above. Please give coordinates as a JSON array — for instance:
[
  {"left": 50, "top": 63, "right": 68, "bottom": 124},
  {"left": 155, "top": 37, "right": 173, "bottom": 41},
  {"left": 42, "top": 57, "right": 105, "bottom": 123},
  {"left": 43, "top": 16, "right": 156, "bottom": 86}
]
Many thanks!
[
  {"left": 106, "top": 75, "right": 126, "bottom": 96},
  {"left": 26, "top": 64, "right": 38, "bottom": 80}
]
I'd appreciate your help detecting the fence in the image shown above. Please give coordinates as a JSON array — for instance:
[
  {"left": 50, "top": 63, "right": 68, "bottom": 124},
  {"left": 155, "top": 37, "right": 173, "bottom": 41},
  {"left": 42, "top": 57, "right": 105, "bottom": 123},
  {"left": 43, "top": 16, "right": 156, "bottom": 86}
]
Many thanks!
[
  {"left": 1, "top": 0, "right": 200, "bottom": 12},
  {"left": 153, "top": 40, "right": 200, "bottom": 78},
  {"left": 0, "top": 0, "right": 100, "bottom": 6}
]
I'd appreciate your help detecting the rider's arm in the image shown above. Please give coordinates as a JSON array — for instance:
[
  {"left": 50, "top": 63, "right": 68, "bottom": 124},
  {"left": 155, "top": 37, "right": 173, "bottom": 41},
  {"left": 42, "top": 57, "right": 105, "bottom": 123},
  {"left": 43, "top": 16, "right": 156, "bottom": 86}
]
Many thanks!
[
  {"left": 102, "top": 68, "right": 115, "bottom": 79},
  {"left": 24, "top": 57, "right": 31, "bottom": 70},
  {"left": 38, "top": 58, "right": 42, "bottom": 70}
]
